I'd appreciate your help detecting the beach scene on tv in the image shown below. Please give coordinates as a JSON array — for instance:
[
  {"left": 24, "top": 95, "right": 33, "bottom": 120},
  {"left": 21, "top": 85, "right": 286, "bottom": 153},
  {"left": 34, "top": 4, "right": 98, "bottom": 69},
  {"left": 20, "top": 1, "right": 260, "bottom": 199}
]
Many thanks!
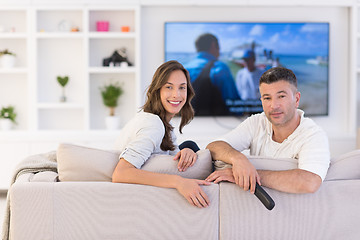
[{"left": 165, "top": 22, "right": 329, "bottom": 116}]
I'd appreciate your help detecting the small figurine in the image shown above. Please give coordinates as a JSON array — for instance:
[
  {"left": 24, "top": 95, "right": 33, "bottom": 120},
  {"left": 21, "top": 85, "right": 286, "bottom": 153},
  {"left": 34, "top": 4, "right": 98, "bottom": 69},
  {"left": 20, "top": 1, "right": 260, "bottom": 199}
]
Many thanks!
[{"left": 103, "top": 48, "right": 133, "bottom": 67}]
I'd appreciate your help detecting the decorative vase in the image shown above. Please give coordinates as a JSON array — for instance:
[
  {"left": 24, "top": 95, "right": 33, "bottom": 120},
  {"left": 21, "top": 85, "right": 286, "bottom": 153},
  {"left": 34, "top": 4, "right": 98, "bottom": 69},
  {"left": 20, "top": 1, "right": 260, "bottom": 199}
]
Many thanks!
[
  {"left": 0, "top": 55, "right": 16, "bottom": 68},
  {"left": 105, "top": 116, "right": 120, "bottom": 130},
  {"left": 60, "top": 88, "right": 66, "bottom": 102},
  {"left": 0, "top": 119, "right": 13, "bottom": 130},
  {"left": 96, "top": 21, "right": 109, "bottom": 32}
]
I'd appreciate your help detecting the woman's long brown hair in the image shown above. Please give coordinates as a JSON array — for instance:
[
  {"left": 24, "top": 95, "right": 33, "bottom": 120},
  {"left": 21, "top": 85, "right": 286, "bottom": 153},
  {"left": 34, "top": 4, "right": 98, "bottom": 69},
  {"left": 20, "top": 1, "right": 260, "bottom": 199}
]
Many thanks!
[{"left": 142, "top": 60, "right": 195, "bottom": 151}]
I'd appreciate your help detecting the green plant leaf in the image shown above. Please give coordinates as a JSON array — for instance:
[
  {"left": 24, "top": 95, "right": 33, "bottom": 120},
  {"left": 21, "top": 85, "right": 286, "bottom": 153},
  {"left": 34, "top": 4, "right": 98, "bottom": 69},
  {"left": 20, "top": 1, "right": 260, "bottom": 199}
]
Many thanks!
[
  {"left": 99, "top": 82, "right": 124, "bottom": 114},
  {"left": 0, "top": 105, "right": 17, "bottom": 124},
  {"left": 0, "top": 49, "right": 16, "bottom": 56},
  {"left": 57, "top": 76, "right": 69, "bottom": 87}
]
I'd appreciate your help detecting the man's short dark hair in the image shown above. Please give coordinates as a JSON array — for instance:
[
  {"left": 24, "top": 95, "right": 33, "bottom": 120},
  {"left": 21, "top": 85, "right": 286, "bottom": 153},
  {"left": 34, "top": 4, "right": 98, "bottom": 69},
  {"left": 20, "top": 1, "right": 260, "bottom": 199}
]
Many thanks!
[
  {"left": 259, "top": 67, "right": 297, "bottom": 88},
  {"left": 195, "top": 33, "right": 219, "bottom": 52}
]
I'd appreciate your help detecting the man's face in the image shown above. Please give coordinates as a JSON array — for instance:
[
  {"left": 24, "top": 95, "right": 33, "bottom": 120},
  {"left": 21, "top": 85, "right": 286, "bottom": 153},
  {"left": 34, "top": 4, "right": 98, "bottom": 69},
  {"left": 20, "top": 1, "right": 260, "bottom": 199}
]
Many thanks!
[{"left": 259, "top": 80, "right": 300, "bottom": 127}]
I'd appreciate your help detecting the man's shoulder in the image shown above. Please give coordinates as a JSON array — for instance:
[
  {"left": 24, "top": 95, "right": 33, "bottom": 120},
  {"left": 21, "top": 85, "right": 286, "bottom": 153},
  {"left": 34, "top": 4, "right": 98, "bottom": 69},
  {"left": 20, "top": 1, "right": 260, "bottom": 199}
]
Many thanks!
[
  {"left": 295, "top": 113, "right": 328, "bottom": 142},
  {"left": 300, "top": 116, "right": 326, "bottom": 134},
  {"left": 213, "top": 60, "right": 230, "bottom": 70},
  {"left": 242, "top": 112, "right": 269, "bottom": 129}
]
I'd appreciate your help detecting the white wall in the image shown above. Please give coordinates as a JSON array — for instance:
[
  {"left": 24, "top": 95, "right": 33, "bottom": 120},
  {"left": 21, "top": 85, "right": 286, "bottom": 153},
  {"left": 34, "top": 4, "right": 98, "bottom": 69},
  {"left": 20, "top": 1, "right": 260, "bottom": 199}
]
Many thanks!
[{"left": 141, "top": 5, "right": 356, "bottom": 157}]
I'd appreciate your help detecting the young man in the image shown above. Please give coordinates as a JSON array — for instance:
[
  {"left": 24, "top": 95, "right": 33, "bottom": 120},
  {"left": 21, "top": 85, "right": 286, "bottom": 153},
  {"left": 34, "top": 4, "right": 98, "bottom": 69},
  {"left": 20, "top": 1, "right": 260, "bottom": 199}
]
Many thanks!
[{"left": 205, "top": 67, "right": 330, "bottom": 194}]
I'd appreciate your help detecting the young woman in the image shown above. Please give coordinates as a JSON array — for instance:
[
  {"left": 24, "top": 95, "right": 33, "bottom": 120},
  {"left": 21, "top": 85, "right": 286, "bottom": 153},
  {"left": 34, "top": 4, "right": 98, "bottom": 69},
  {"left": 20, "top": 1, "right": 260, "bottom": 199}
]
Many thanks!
[{"left": 112, "top": 60, "right": 210, "bottom": 208}]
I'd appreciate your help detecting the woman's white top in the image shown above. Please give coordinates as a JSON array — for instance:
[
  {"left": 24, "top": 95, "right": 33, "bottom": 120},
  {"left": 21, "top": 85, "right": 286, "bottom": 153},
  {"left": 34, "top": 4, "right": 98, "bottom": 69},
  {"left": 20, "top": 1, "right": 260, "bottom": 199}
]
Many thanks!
[{"left": 114, "top": 111, "right": 179, "bottom": 169}]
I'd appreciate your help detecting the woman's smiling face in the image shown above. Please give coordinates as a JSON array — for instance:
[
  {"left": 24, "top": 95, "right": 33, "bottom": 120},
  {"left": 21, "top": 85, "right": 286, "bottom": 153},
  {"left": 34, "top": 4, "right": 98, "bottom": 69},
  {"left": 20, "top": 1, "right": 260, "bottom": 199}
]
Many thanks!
[{"left": 160, "top": 69, "right": 188, "bottom": 121}]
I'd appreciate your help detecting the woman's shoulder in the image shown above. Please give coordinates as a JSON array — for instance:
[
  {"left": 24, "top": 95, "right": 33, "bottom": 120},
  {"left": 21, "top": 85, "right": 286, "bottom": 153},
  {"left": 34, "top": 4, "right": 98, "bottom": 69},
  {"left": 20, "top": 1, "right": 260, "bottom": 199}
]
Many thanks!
[{"left": 132, "top": 111, "right": 164, "bottom": 129}]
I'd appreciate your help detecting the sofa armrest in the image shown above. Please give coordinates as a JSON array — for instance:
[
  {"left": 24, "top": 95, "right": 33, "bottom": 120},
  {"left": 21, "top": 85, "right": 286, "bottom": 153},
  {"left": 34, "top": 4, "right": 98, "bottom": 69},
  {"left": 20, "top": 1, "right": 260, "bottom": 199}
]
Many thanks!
[
  {"left": 30, "top": 171, "right": 58, "bottom": 182},
  {"left": 14, "top": 171, "right": 58, "bottom": 184},
  {"left": 14, "top": 173, "right": 34, "bottom": 183}
]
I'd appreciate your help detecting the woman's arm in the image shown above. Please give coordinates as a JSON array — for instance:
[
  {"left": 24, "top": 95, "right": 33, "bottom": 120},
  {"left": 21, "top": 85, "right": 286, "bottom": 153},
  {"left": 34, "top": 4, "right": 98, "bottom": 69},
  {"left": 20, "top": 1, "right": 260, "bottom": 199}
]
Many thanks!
[{"left": 112, "top": 158, "right": 211, "bottom": 208}]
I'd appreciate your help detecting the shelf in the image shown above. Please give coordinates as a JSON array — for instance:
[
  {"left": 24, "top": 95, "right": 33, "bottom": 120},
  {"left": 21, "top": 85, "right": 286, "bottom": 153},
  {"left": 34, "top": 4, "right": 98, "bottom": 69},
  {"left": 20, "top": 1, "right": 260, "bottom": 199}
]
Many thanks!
[
  {"left": 36, "top": 32, "right": 84, "bottom": 38},
  {"left": 37, "top": 103, "right": 84, "bottom": 109},
  {"left": 89, "top": 66, "right": 136, "bottom": 73},
  {"left": 0, "top": 33, "right": 27, "bottom": 39},
  {"left": 88, "top": 32, "right": 136, "bottom": 39},
  {"left": 0, "top": 68, "right": 28, "bottom": 74}
]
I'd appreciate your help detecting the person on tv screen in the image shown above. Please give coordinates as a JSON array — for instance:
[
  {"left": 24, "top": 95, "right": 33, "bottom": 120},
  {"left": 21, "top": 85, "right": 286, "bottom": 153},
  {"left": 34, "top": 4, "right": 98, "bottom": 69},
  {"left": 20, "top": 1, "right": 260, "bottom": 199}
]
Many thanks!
[
  {"left": 112, "top": 60, "right": 210, "bottom": 208},
  {"left": 205, "top": 67, "right": 330, "bottom": 194},
  {"left": 235, "top": 49, "right": 266, "bottom": 101},
  {"left": 184, "top": 33, "right": 240, "bottom": 116}
]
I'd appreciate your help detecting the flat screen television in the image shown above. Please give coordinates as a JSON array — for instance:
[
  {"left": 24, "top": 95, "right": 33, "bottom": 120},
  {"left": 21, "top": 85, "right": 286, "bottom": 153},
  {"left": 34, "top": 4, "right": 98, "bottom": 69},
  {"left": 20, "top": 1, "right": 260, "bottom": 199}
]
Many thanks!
[{"left": 164, "top": 22, "right": 329, "bottom": 117}]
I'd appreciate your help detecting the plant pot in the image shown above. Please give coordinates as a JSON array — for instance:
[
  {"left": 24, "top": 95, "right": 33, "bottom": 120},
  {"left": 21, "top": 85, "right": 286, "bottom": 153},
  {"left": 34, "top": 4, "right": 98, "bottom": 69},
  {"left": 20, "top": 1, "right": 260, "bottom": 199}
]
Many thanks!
[
  {"left": 59, "top": 95, "right": 66, "bottom": 102},
  {"left": 0, "top": 54, "right": 16, "bottom": 68},
  {"left": 105, "top": 116, "right": 120, "bottom": 130},
  {"left": 0, "top": 119, "right": 13, "bottom": 131}
]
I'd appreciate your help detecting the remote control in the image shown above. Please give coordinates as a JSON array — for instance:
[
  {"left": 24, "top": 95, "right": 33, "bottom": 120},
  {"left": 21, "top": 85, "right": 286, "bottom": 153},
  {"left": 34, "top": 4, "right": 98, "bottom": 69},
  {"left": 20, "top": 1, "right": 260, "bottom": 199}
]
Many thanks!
[{"left": 254, "top": 183, "right": 275, "bottom": 210}]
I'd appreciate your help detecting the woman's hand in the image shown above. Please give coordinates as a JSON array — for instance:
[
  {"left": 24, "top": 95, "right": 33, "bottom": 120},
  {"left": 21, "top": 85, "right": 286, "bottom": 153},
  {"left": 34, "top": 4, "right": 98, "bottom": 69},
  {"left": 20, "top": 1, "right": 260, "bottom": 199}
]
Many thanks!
[
  {"left": 173, "top": 148, "right": 197, "bottom": 172},
  {"left": 176, "top": 178, "right": 211, "bottom": 208}
]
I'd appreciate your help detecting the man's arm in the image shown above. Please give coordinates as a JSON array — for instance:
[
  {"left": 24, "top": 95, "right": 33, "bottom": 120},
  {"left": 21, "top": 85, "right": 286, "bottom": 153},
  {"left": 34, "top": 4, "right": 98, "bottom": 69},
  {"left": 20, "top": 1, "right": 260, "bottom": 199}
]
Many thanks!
[
  {"left": 206, "top": 140, "right": 260, "bottom": 193},
  {"left": 257, "top": 169, "right": 322, "bottom": 193}
]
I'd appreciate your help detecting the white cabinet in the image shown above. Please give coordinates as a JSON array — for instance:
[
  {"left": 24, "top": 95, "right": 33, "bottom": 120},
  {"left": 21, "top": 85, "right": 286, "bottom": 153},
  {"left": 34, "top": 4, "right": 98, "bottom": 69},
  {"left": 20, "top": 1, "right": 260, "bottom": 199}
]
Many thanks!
[
  {"left": 0, "top": 5, "right": 140, "bottom": 132},
  {"left": 0, "top": 7, "right": 29, "bottom": 131}
]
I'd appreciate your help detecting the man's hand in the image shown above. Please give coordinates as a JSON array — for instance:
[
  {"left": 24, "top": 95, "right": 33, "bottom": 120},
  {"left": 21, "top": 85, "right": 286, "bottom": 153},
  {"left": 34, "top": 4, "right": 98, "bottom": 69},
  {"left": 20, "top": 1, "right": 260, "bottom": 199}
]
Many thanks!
[
  {"left": 174, "top": 148, "right": 197, "bottom": 172},
  {"left": 205, "top": 168, "right": 235, "bottom": 184},
  {"left": 232, "top": 158, "right": 260, "bottom": 194},
  {"left": 206, "top": 140, "right": 260, "bottom": 193}
]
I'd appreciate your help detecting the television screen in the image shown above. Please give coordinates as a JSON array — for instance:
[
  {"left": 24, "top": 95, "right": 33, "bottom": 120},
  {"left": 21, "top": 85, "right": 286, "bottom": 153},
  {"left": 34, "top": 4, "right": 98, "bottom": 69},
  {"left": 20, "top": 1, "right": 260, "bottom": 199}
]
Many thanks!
[{"left": 164, "top": 22, "right": 329, "bottom": 116}]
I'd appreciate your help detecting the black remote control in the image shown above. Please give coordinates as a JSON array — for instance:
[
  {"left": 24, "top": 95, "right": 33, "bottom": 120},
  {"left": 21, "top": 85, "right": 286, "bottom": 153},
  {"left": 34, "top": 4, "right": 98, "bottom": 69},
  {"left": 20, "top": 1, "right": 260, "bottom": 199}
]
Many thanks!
[{"left": 254, "top": 183, "right": 275, "bottom": 210}]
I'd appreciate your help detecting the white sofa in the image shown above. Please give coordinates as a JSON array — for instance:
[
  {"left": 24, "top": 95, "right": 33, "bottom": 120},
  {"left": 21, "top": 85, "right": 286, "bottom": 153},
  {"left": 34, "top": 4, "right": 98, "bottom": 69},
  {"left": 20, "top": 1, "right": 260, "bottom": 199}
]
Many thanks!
[{"left": 3, "top": 144, "right": 360, "bottom": 240}]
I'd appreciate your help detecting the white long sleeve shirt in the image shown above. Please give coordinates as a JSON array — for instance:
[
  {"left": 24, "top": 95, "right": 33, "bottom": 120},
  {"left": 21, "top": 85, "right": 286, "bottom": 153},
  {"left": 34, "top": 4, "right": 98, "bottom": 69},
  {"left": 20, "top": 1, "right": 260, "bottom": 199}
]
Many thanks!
[{"left": 114, "top": 111, "right": 178, "bottom": 169}]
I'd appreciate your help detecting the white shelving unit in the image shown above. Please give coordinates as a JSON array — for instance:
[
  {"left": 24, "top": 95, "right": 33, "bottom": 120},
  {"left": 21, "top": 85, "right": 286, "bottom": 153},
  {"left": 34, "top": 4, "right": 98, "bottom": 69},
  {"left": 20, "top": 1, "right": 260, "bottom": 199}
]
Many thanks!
[
  {"left": 0, "top": 5, "right": 140, "bottom": 132},
  {"left": 0, "top": 7, "right": 30, "bottom": 132},
  {"left": 0, "top": 4, "right": 140, "bottom": 189}
]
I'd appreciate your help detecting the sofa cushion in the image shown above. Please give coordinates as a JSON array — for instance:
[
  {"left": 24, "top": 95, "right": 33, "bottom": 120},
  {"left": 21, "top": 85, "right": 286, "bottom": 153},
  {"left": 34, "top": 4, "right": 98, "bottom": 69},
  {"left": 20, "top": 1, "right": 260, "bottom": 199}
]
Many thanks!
[
  {"left": 214, "top": 150, "right": 360, "bottom": 181},
  {"left": 57, "top": 143, "right": 212, "bottom": 182},
  {"left": 142, "top": 149, "right": 213, "bottom": 180},
  {"left": 325, "top": 149, "right": 360, "bottom": 181},
  {"left": 57, "top": 143, "right": 120, "bottom": 182}
]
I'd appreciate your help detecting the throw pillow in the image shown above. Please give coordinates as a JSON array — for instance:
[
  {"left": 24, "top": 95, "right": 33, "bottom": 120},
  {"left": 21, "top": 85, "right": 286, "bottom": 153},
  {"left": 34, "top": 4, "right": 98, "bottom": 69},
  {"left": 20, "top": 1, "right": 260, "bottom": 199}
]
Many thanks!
[
  {"left": 325, "top": 149, "right": 360, "bottom": 181},
  {"left": 57, "top": 143, "right": 120, "bottom": 182},
  {"left": 57, "top": 143, "right": 213, "bottom": 182},
  {"left": 141, "top": 149, "right": 213, "bottom": 180}
]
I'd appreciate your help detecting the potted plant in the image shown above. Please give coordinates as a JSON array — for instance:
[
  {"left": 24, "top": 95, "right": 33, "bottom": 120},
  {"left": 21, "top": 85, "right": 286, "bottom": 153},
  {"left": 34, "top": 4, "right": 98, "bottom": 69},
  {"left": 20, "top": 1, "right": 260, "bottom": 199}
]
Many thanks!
[
  {"left": 0, "top": 105, "right": 17, "bottom": 130},
  {"left": 57, "top": 75, "right": 69, "bottom": 102},
  {"left": 100, "top": 81, "right": 124, "bottom": 130},
  {"left": 0, "top": 49, "right": 16, "bottom": 68}
]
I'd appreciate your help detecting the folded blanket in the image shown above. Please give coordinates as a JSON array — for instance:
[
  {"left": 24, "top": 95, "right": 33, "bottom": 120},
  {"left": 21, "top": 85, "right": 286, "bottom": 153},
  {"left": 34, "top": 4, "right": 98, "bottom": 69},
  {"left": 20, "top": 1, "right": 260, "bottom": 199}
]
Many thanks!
[{"left": 1, "top": 151, "right": 58, "bottom": 240}]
